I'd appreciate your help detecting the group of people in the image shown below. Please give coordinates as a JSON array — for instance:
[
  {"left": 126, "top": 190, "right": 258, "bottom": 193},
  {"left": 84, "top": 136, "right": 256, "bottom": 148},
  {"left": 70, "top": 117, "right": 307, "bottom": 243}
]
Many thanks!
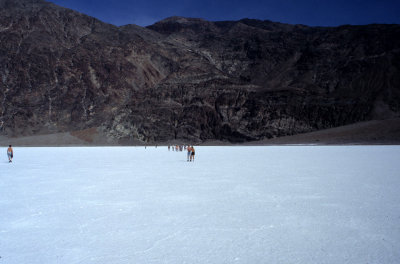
[
  {"left": 169, "top": 145, "right": 184, "bottom": 151},
  {"left": 7, "top": 144, "right": 196, "bottom": 163},
  {"left": 168, "top": 145, "right": 196, "bottom": 162}
]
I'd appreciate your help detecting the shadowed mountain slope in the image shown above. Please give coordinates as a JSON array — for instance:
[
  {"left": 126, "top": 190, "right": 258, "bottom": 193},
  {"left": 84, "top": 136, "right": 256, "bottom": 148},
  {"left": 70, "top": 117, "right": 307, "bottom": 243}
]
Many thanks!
[{"left": 0, "top": 0, "right": 399, "bottom": 143}]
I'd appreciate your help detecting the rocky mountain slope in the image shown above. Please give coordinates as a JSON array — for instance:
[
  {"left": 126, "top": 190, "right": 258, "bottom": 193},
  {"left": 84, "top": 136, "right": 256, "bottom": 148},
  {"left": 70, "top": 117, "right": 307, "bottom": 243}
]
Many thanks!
[{"left": 0, "top": 0, "right": 399, "bottom": 143}]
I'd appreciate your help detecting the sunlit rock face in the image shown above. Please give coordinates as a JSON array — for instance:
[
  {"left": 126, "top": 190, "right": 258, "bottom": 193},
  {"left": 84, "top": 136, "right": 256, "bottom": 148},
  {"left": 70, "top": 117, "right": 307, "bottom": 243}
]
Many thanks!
[{"left": 0, "top": 0, "right": 399, "bottom": 143}]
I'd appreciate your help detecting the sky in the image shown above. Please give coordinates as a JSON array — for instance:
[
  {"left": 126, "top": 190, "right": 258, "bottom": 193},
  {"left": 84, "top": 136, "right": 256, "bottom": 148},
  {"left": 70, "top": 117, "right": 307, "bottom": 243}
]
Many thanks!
[{"left": 48, "top": 0, "right": 400, "bottom": 27}]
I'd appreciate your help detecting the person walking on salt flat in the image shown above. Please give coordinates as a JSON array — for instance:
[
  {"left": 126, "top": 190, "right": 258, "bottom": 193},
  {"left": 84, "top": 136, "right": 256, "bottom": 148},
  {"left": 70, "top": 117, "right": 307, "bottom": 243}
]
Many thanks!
[
  {"left": 187, "top": 146, "right": 192, "bottom": 161},
  {"left": 190, "top": 146, "right": 195, "bottom": 162},
  {"left": 7, "top": 145, "right": 13, "bottom": 163}
]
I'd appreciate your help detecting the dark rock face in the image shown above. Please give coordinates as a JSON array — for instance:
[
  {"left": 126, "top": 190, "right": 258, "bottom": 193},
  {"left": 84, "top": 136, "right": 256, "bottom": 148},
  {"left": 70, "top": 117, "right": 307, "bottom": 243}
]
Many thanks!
[{"left": 0, "top": 0, "right": 399, "bottom": 143}]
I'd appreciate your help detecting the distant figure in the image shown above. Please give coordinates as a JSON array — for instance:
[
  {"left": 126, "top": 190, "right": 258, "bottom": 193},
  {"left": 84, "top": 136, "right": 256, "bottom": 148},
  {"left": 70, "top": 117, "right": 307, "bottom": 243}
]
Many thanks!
[
  {"left": 168, "top": 146, "right": 170, "bottom": 151},
  {"left": 7, "top": 145, "right": 13, "bottom": 163},
  {"left": 187, "top": 146, "right": 192, "bottom": 161},
  {"left": 190, "top": 146, "right": 195, "bottom": 162}
]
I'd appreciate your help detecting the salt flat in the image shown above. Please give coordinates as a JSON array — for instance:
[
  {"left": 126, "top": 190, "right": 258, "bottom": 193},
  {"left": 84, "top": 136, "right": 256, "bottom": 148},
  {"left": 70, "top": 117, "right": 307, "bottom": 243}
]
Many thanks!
[{"left": 0, "top": 146, "right": 399, "bottom": 264}]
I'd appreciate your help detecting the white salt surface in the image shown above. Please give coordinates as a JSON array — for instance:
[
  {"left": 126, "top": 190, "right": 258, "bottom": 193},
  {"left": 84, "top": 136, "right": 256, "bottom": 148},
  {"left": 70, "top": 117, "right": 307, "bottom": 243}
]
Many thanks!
[{"left": 1, "top": 146, "right": 399, "bottom": 264}]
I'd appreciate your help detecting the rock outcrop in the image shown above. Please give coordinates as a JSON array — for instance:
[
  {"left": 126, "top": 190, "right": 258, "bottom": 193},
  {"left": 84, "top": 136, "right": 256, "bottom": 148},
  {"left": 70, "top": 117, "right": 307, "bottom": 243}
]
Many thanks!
[{"left": 0, "top": 0, "right": 399, "bottom": 143}]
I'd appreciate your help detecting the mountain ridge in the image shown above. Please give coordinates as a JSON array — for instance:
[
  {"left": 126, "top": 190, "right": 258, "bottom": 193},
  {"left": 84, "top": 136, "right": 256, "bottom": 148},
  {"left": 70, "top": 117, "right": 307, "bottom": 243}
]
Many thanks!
[{"left": 0, "top": 1, "right": 399, "bottom": 143}]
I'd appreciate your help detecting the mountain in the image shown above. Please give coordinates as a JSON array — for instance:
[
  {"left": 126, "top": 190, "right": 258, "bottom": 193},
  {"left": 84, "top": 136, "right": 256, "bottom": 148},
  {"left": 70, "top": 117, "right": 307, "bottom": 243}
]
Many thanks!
[{"left": 0, "top": 0, "right": 399, "bottom": 143}]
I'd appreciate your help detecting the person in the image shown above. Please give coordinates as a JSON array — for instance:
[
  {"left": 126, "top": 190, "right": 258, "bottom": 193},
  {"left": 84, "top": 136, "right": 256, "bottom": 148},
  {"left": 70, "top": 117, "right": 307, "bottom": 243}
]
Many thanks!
[
  {"left": 190, "top": 146, "right": 195, "bottom": 162},
  {"left": 187, "top": 146, "right": 192, "bottom": 161},
  {"left": 168, "top": 145, "right": 170, "bottom": 151},
  {"left": 7, "top": 145, "right": 13, "bottom": 163}
]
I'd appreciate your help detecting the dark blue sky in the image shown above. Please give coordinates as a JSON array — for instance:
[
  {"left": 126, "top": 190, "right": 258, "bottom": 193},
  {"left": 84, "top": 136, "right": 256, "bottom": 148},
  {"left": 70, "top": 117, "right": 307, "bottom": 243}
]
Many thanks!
[{"left": 48, "top": 0, "right": 400, "bottom": 27}]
